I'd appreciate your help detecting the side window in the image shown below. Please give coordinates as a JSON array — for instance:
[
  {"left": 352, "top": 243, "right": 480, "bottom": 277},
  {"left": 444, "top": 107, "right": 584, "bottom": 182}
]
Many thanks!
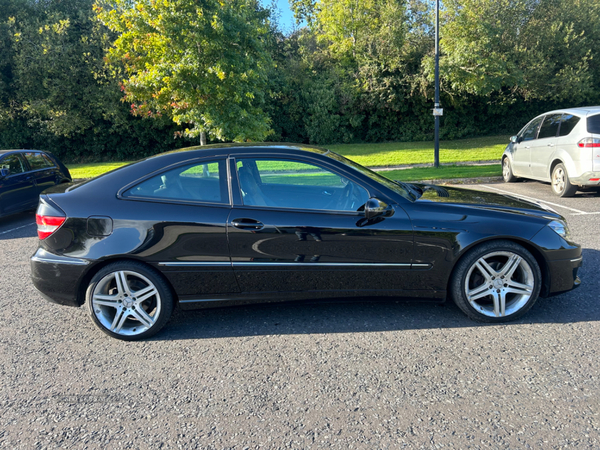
[
  {"left": 519, "top": 116, "right": 544, "bottom": 142},
  {"left": 23, "top": 152, "right": 54, "bottom": 170},
  {"left": 123, "top": 160, "right": 228, "bottom": 204},
  {"left": 587, "top": 114, "right": 600, "bottom": 134},
  {"left": 538, "top": 114, "right": 562, "bottom": 139},
  {"left": 0, "top": 154, "right": 26, "bottom": 175},
  {"left": 236, "top": 158, "right": 369, "bottom": 211},
  {"left": 559, "top": 114, "right": 580, "bottom": 136}
]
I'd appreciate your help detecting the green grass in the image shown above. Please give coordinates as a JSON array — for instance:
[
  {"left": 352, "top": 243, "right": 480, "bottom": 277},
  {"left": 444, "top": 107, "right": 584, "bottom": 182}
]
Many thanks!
[
  {"left": 328, "top": 135, "right": 510, "bottom": 167},
  {"left": 382, "top": 164, "right": 502, "bottom": 182},
  {"left": 67, "top": 161, "right": 132, "bottom": 179}
]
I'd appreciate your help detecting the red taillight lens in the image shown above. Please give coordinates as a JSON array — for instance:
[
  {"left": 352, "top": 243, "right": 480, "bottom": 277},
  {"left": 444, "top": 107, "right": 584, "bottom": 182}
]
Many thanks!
[
  {"left": 36, "top": 214, "right": 66, "bottom": 240},
  {"left": 577, "top": 137, "right": 600, "bottom": 148}
]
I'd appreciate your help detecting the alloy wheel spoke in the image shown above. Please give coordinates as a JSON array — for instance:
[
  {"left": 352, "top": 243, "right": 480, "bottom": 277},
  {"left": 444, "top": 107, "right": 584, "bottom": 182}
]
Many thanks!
[
  {"left": 491, "top": 291, "right": 506, "bottom": 317},
  {"left": 135, "top": 287, "right": 158, "bottom": 304},
  {"left": 506, "top": 279, "right": 533, "bottom": 296},
  {"left": 114, "top": 271, "right": 132, "bottom": 297},
  {"left": 110, "top": 307, "right": 129, "bottom": 332},
  {"left": 500, "top": 255, "right": 522, "bottom": 279},
  {"left": 93, "top": 294, "right": 120, "bottom": 308},
  {"left": 467, "top": 283, "right": 493, "bottom": 301},
  {"left": 131, "top": 308, "right": 154, "bottom": 328},
  {"left": 475, "top": 259, "right": 497, "bottom": 280}
]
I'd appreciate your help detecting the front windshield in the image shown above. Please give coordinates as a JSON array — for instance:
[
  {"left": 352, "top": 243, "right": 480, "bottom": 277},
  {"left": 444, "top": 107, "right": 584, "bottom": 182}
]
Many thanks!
[{"left": 324, "top": 150, "right": 416, "bottom": 201}]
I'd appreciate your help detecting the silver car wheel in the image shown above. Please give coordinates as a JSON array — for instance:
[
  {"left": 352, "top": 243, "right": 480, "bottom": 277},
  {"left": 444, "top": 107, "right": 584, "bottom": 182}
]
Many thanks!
[
  {"left": 552, "top": 166, "right": 566, "bottom": 194},
  {"left": 464, "top": 251, "right": 535, "bottom": 318},
  {"left": 91, "top": 270, "right": 162, "bottom": 337}
]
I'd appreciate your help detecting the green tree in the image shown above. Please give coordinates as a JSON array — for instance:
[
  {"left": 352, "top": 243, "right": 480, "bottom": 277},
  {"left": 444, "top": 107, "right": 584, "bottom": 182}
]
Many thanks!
[{"left": 95, "top": 0, "right": 276, "bottom": 142}]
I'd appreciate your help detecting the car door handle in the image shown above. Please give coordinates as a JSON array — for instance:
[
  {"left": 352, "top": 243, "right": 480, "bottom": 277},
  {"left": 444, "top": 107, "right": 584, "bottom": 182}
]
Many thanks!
[
  {"left": 547, "top": 143, "right": 554, "bottom": 147},
  {"left": 232, "top": 218, "right": 264, "bottom": 230}
]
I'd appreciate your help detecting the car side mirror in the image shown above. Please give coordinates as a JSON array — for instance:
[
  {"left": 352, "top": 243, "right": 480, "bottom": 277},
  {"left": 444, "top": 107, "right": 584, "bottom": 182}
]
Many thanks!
[
  {"left": 364, "top": 198, "right": 394, "bottom": 220},
  {"left": 510, "top": 135, "right": 518, "bottom": 144},
  {"left": 0, "top": 168, "right": 9, "bottom": 178}
]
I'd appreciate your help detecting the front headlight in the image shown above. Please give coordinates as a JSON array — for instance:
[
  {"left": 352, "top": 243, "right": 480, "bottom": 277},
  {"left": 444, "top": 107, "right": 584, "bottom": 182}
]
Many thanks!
[{"left": 548, "top": 220, "right": 571, "bottom": 240}]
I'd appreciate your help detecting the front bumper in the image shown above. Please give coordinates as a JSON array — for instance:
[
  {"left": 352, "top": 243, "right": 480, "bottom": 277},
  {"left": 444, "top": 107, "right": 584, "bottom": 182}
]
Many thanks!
[
  {"left": 546, "top": 254, "right": 582, "bottom": 295},
  {"left": 30, "top": 248, "right": 89, "bottom": 307}
]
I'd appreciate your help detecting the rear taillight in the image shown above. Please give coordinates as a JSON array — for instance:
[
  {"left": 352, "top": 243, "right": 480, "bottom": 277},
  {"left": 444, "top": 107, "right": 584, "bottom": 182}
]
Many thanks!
[
  {"left": 36, "top": 214, "right": 65, "bottom": 240},
  {"left": 577, "top": 137, "right": 600, "bottom": 148}
]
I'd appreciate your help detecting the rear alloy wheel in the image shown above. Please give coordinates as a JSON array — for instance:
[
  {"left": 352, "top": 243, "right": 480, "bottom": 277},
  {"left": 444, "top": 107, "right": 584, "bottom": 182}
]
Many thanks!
[
  {"left": 450, "top": 241, "right": 541, "bottom": 322},
  {"left": 502, "top": 157, "right": 517, "bottom": 182},
  {"left": 87, "top": 262, "right": 173, "bottom": 340},
  {"left": 551, "top": 163, "right": 577, "bottom": 197}
]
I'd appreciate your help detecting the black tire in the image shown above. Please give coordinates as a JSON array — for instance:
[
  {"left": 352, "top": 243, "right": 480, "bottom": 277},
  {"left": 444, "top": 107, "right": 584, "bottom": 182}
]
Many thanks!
[
  {"left": 86, "top": 261, "right": 174, "bottom": 340},
  {"left": 502, "top": 157, "right": 517, "bottom": 182},
  {"left": 551, "top": 163, "right": 577, "bottom": 197},
  {"left": 450, "top": 240, "right": 542, "bottom": 323}
]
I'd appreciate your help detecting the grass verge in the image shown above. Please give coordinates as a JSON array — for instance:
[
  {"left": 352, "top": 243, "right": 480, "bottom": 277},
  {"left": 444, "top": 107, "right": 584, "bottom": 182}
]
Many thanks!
[
  {"left": 67, "top": 161, "right": 131, "bottom": 179},
  {"left": 329, "top": 135, "right": 509, "bottom": 167},
  {"left": 382, "top": 164, "right": 502, "bottom": 182}
]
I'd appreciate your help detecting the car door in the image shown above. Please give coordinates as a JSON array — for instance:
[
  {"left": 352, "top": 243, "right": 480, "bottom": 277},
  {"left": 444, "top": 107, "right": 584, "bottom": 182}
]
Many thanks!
[
  {"left": 513, "top": 116, "right": 544, "bottom": 177},
  {"left": 530, "top": 113, "right": 561, "bottom": 180},
  {"left": 22, "top": 152, "right": 58, "bottom": 195},
  {"left": 226, "top": 155, "right": 415, "bottom": 296},
  {"left": 0, "top": 153, "right": 37, "bottom": 215},
  {"left": 119, "top": 158, "right": 240, "bottom": 301}
]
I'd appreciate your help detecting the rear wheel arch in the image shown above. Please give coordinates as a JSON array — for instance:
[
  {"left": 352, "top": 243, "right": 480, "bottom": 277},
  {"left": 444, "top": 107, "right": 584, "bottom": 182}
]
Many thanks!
[{"left": 76, "top": 257, "right": 179, "bottom": 307}]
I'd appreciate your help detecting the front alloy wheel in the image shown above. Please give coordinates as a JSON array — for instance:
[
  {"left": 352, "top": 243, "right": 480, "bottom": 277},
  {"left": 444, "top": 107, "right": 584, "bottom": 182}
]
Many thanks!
[
  {"left": 87, "top": 262, "right": 173, "bottom": 340},
  {"left": 502, "top": 158, "right": 517, "bottom": 182},
  {"left": 450, "top": 241, "right": 541, "bottom": 322}
]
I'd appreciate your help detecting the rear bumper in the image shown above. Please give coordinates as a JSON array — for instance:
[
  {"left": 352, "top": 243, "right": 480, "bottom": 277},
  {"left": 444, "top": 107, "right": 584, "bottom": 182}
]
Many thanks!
[
  {"left": 570, "top": 172, "right": 600, "bottom": 186},
  {"left": 30, "top": 248, "right": 89, "bottom": 307}
]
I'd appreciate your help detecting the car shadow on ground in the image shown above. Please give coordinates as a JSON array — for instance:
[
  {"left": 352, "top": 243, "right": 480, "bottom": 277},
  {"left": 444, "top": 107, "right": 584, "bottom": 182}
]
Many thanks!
[{"left": 153, "top": 247, "right": 599, "bottom": 341}]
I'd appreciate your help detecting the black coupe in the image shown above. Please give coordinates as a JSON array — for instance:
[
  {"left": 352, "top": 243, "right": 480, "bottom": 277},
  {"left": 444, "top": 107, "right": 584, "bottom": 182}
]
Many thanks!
[{"left": 30, "top": 144, "right": 582, "bottom": 339}]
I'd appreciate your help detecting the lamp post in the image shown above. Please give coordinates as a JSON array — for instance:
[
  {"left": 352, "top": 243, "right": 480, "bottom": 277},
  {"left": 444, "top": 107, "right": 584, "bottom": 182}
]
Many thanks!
[{"left": 433, "top": 0, "right": 442, "bottom": 168}]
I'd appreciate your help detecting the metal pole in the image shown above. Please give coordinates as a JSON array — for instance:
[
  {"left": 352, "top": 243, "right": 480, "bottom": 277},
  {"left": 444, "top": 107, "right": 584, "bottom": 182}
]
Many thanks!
[{"left": 434, "top": 0, "right": 440, "bottom": 168}]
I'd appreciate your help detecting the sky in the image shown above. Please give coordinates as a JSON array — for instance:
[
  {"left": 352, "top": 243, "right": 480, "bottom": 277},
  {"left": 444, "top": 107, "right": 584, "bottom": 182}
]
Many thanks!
[{"left": 260, "top": 0, "right": 297, "bottom": 34}]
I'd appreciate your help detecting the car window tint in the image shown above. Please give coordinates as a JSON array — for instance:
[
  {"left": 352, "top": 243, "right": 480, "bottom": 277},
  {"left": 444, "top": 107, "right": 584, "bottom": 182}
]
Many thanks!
[
  {"left": 23, "top": 152, "right": 53, "bottom": 170},
  {"left": 236, "top": 158, "right": 369, "bottom": 211},
  {"left": 519, "top": 116, "right": 544, "bottom": 141},
  {"left": 538, "top": 114, "right": 562, "bottom": 139},
  {"left": 0, "top": 154, "right": 26, "bottom": 175},
  {"left": 23, "top": 152, "right": 51, "bottom": 170},
  {"left": 559, "top": 114, "right": 580, "bottom": 136},
  {"left": 587, "top": 114, "right": 600, "bottom": 134},
  {"left": 123, "top": 160, "right": 228, "bottom": 203}
]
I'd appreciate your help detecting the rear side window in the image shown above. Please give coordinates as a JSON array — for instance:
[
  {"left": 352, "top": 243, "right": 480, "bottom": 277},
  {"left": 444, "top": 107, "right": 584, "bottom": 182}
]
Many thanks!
[
  {"left": 558, "top": 114, "right": 580, "bottom": 136},
  {"left": 588, "top": 114, "right": 600, "bottom": 134},
  {"left": 538, "top": 114, "right": 562, "bottom": 139},
  {"left": 519, "top": 116, "right": 544, "bottom": 141},
  {"left": 23, "top": 152, "right": 54, "bottom": 170},
  {"left": 123, "top": 160, "right": 228, "bottom": 204},
  {"left": 0, "top": 154, "right": 26, "bottom": 175}
]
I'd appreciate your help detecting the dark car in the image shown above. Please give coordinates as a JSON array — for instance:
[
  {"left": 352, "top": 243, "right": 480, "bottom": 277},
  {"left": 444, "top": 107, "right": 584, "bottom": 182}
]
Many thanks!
[
  {"left": 30, "top": 144, "right": 582, "bottom": 340},
  {"left": 0, "top": 149, "right": 72, "bottom": 217}
]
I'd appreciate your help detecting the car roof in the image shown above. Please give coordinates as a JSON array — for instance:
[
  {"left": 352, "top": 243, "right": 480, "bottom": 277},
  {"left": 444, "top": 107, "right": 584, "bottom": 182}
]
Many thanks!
[
  {"left": 0, "top": 149, "right": 45, "bottom": 155},
  {"left": 542, "top": 106, "right": 600, "bottom": 117}
]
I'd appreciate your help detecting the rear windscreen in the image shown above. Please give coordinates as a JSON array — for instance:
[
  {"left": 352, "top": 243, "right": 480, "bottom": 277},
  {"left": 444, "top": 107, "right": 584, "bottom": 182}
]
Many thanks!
[{"left": 588, "top": 114, "right": 600, "bottom": 134}]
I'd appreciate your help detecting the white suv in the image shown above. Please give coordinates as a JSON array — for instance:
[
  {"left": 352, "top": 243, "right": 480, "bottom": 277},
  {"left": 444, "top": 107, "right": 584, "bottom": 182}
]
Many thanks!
[{"left": 502, "top": 106, "right": 600, "bottom": 196}]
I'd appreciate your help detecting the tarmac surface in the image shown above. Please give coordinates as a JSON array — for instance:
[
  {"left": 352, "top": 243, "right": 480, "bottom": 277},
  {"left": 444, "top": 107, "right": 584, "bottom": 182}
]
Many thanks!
[{"left": 0, "top": 179, "right": 599, "bottom": 449}]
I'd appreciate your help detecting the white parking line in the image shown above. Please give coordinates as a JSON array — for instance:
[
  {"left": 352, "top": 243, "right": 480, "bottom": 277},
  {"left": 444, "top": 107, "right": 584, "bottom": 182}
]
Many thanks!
[
  {"left": 0, "top": 223, "right": 35, "bottom": 236},
  {"left": 478, "top": 185, "right": 600, "bottom": 216}
]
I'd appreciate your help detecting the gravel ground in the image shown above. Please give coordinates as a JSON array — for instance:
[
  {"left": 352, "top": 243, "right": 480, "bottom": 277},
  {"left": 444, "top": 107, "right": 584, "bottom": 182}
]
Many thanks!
[{"left": 1, "top": 182, "right": 599, "bottom": 449}]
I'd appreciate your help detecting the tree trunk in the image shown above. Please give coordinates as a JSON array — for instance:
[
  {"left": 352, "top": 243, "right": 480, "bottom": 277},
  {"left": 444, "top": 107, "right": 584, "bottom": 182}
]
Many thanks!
[{"left": 200, "top": 131, "right": 206, "bottom": 146}]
